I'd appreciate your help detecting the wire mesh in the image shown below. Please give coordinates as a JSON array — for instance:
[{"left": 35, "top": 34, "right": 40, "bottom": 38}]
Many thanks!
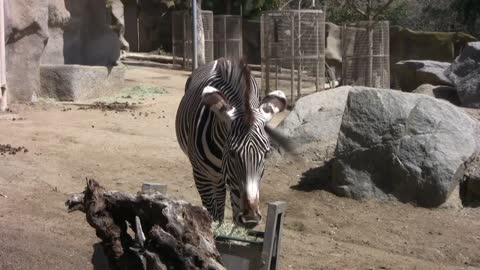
[
  {"left": 342, "top": 21, "right": 390, "bottom": 88},
  {"left": 213, "top": 15, "right": 243, "bottom": 60},
  {"left": 261, "top": 10, "right": 326, "bottom": 105},
  {"left": 172, "top": 10, "right": 214, "bottom": 70}
]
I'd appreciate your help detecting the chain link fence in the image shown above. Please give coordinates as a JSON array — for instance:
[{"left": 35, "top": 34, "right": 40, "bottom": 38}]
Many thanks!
[
  {"left": 172, "top": 10, "right": 214, "bottom": 70},
  {"left": 261, "top": 10, "right": 326, "bottom": 105},
  {"left": 342, "top": 21, "right": 390, "bottom": 88},
  {"left": 213, "top": 15, "right": 243, "bottom": 60}
]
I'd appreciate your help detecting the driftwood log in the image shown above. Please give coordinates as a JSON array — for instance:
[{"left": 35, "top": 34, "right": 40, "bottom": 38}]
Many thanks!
[{"left": 66, "top": 179, "right": 225, "bottom": 270}]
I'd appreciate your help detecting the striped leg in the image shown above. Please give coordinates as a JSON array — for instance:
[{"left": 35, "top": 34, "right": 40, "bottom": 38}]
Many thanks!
[
  {"left": 193, "top": 173, "right": 224, "bottom": 221},
  {"left": 214, "top": 180, "right": 226, "bottom": 222}
]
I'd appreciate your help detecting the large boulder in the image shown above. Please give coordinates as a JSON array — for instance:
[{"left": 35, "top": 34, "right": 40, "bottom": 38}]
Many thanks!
[
  {"left": 392, "top": 60, "right": 453, "bottom": 91},
  {"left": 275, "top": 86, "right": 351, "bottom": 165},
  {"left": 6, "top": 0, "right": 49, "bottom": 102},
  {"left": 332, "top": 87, "right": 480, "bottom": 207},
  {"left": 445, "top": 42, "right": 480, "bottom": 108},
  {"left": 412, "top": 84, "right": 460, "bottom": 105}
]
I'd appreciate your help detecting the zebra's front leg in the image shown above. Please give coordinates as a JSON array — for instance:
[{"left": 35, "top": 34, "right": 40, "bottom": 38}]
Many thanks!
[
  {"left": 193, "top": 175, "right": 224, "bottom": 221},
  {"left": 213, "top": 180, "right": 226, "bottom": 222}
]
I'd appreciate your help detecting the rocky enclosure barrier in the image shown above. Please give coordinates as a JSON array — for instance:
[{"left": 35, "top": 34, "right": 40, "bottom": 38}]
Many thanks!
[{"left": 276, "top": 86, "right": 480, "bottom": 207}]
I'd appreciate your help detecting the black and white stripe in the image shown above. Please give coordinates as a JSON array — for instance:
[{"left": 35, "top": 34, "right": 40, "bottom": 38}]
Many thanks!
[{"left": 175, "top": 58, "right": 287, "bottom": 226}]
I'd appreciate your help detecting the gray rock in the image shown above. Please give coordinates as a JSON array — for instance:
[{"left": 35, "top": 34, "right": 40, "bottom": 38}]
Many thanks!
[
  {"left": 40, "top": 64, "right": 125, "bottom": 101},
  {"left": 412, "top": 84, "right": 460, "bottom": 105},
  {"left": 461, "top": 153, "right": 480, "bottom": 205},
  {"left": 445, "top": 42, "right": 480, "bottom": 108},
  {"left": 445, "top": 42, "right": 480, "bottom": 83},
  {"left": 455, "top": 67, "right": 480, "bottom": 108},
  {"left": 276, "top": 86, "right": 351, "bottom": 165},
  {"left": 392, "top": 60, "right": 453, "bottom": 92},
  {"left": 332, "top": 87, "right": 480, "bottom": 207},
  {"left": 6, "top": 0, "right": 49, "bottom": 102}
]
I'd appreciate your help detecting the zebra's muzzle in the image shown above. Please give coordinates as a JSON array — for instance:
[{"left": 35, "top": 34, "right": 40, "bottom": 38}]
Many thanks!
[{"left": 237, "top": 200, "right": 262, "bottom": 229}]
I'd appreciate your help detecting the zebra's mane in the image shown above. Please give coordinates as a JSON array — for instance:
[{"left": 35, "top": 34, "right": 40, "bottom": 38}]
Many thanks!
[
  {"left": 238, "top": 58, "right": 254, "bottom": 127},
  {"left": 216, "top": 57, "right": 254, "bottom": 127}
]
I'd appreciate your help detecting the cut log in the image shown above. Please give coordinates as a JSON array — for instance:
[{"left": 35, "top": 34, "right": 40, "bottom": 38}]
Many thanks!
[{"left": 65, "top": 179, "right": 225, "bottom": 270}]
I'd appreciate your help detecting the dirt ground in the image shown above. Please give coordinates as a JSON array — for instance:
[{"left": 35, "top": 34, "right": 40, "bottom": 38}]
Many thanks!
[{"left": 0, "top": 66, "right": 479, "bottom": 270}]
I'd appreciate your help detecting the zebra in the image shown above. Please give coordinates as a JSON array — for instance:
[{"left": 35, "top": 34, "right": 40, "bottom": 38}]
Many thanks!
[{"left": 175, "top": 58, "right": 287, "bottom": 228}]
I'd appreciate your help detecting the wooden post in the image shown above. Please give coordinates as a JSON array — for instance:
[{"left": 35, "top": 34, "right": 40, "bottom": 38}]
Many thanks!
[
  {"left": 183, "top": 12, "right": 187, "bottom": 69},
  {"left": 290, "top": 14, "right": 294, "bottom": 105},
  {"left": 296, "top": 12, "right": 301, "bottom": 101},
  {"left": 223, "top": 16, "right": 227, "bottom": 58},
  {"left": 341, "top": 23, "right": 346, "bottom": 86},
  {"left": 367, "top": 21, "right": 373, "bottom": 87},
  {"left": 366, "top": 0, "right": 373, "bottom": 87},
  {"left": 265, "top": 15, "right": 270, "bottom": 96},
  {"left": 275, "top": 60, "right": 278, "bottom": 90},
  {"left": 192, "top": 0, "right": 198, "bottom": 70},
  {"left": 315, "top": 14, "right": 319, "bottom": 92},
  {"left": 0, "top": 0, "right": 7, "bottom": 112},
  {"left": 260, "top": 15, "right": 266, "bottom": 96}
]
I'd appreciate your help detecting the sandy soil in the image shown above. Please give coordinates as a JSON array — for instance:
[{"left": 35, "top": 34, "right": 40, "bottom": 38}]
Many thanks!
[{"left": 0, "top": 66, "right": 479, "bottom": 270}]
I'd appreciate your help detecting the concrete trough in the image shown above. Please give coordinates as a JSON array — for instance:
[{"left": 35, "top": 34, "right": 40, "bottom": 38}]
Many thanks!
[{"left": 40, "top": 64, "right": 125, "bottom": 101}]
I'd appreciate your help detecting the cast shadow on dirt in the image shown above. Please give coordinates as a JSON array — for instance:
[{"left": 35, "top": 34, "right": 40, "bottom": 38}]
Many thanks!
[{"left": 290, "top": 161, "right": 334, "bottom": 192}]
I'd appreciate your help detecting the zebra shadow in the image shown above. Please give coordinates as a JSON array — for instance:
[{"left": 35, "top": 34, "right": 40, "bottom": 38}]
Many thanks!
[{"left": 290, "top": 160, "right": 333, "bottom": 192}]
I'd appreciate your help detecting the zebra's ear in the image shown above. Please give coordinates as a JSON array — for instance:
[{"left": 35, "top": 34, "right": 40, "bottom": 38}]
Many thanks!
[
  {"left": 260, "top": 90, "right": 287, "bottom": 123},
  {"left": 202, "top": 86, "right": 236, "bottom": 123}
]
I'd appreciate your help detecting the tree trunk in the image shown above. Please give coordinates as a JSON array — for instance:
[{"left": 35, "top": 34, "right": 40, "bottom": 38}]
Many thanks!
[
  {"left": 66, "top": 179, "right": 225, "bottom": 270},
  {"left": 196, "top": 0, "right": 205, "bottom": 65},
  {"left": 0, "top": 0, "right": 8, "bottom": 111}
]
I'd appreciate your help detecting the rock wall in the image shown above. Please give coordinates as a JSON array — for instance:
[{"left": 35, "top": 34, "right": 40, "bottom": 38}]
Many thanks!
[
  {"left": 5, "top": 0, "right": 126, "bottom": 102},
  {"left": 5, "top": 0, "right": 49, "bottom": 102},
  {"left": 390, "top": 26, "right": 477, "bottom": 66},
  {"left": 41, "top": 0, "right": 123, "bottom": 66}
]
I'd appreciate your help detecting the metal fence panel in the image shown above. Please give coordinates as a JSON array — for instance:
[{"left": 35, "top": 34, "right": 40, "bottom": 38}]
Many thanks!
[
  {"left": 172, "top": 10, "right": 214, "bottom": 70},
  {"left": 261, "top": 10, "right": 326, "bottom": 105},
  {"left": 342, "top": 21, "right": 390, "bottom": 88},
  {"left": 214, "top": 15, "right": 243, "bottom": 60}
]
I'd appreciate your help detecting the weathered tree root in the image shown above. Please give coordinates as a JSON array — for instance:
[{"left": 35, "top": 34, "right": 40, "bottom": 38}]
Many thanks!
[{"left": 66, "top": 179, "right": 225, "bottom": 270}]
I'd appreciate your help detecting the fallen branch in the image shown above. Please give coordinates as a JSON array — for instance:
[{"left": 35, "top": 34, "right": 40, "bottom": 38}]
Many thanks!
[{"left": 66, "top": 179, "right": 225, "bottom": 270}]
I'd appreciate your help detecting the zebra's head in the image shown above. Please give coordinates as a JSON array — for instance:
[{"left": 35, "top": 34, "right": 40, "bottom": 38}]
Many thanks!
[{"left": 202, "top": 84, "right": 287, "bottom": 228}]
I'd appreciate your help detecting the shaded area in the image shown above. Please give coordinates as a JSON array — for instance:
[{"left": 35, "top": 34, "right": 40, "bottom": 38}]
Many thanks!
[
  {"left": 460, "top": 153, "right": 480, "bottom": 207},
  {"left": 63, "top": 0, "right": 120, "bottom": 66},
  {"left": 291, "top": 161, "right": 333, "bottom": 192}
]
